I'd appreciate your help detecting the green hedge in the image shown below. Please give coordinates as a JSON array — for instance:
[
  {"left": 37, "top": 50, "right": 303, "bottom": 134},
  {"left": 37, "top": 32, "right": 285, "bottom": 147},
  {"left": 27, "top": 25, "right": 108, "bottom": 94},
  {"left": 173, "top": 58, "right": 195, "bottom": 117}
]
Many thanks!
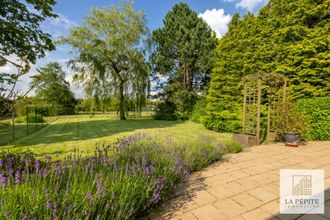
[
  {"left": 202, "top": 101, "right": 242, "bottom": 133},
  {"left": 153, "top": 101, "right": 178, "bottom": 121},
  {"left": 296, "top": 97, "right": 330, "bottom": 140},
  {"left": 16, "top": 114, "right": 44, "bottom": 123}
]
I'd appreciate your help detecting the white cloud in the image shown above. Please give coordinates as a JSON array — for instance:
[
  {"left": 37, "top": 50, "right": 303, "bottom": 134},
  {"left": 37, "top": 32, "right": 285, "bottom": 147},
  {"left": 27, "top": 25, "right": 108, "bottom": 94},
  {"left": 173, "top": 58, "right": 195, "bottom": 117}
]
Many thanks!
[
  {"left": 48, "top": 13, "right": 78, "bottom": 29},
  {"left": 236, "top": 0, "right": 268, "bottom": 11},
  {"left": 199, "top": 9, "right": 232, "bottom": 38},
  {"left": 41, "top": 13, "right": 78, "bottom": 38}
]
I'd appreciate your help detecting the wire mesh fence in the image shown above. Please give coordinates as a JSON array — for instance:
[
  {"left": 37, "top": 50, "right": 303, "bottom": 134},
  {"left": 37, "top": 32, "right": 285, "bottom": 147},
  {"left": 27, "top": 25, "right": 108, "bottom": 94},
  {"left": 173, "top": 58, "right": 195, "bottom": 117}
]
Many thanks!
[
  {"left": 0, "top": 104, "right": 58, "bottom": 146},
  {"left": 0, "top": 103, "right": 156, "bottom": 146}
]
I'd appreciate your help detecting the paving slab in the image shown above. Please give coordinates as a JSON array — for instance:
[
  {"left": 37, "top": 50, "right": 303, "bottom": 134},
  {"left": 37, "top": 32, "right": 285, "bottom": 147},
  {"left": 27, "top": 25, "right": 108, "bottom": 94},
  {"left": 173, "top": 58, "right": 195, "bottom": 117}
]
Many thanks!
[{"left": 146, "top": 141, "right": 330, "bottom": 220}]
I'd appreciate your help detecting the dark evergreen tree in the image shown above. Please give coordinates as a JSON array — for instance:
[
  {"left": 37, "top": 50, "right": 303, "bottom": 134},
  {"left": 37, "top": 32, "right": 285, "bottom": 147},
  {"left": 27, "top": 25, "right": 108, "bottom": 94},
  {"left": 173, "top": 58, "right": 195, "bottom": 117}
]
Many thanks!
[{"left": 151, "top": 3, "right": 217, "bottom": 119}]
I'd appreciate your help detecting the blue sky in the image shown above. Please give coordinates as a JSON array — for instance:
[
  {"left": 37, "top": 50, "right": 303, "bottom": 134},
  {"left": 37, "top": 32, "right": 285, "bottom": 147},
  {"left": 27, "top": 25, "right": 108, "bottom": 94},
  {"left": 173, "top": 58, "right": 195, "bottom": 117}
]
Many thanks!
[{"left": 3, "top": 0, "right": 269, "bottom": 98}]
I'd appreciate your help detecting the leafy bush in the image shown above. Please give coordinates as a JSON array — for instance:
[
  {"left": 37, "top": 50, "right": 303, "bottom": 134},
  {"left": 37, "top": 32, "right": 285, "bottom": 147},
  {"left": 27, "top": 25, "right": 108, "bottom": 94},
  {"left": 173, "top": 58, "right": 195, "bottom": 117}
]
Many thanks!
[
  {"left": 0, "top": 134, "right": 240, "bottom": 219},
  {"left": 223, "top": 141, "right": 242, "bottom": 153},
  {"left": 15, "top": 114, "right": 44, "bottom": 123},
  {"left": 296, "top": 97, "right": 330, "bottom": 140},
  {"left": 203, "top": 101, "right": 242, "bottom": 133},
  {"left": 153, "top": 101, "right": 177, "bottom": 121},
  {"left": 273, "top": 102, "right": 310, "bottom": 140},
  {"left": 191, "top": 98, "right": 208, "bottom": 123}
]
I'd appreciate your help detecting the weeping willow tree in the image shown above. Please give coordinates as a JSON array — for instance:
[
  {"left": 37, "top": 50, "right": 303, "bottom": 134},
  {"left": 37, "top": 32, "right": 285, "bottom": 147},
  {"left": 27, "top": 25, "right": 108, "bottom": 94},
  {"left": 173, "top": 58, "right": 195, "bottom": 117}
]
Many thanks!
[{"left": 61, "top": 1, "right": 150, "bottom": 119}]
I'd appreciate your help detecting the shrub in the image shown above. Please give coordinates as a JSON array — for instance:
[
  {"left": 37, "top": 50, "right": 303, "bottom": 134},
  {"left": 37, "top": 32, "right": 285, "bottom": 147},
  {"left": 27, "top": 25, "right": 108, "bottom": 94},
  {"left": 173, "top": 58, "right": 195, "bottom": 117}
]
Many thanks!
[
  {"left": 0, "top": 134, "right": 240, "bottom": 219},
  {"left": 16, "top": 114, "right": 44, "bottom": 123},
  {"left": 191, "top": 98, "right": 207, "bottom": 123},
  {"left": 223, "top": 141, "right": 242, "bottom": 153},
  {"left": 273, "top": 102, "right": 310, "bottom": 140},
  {"left": 153, "top": 101, "right": 177, "bottom": 121},
  {"left": 295, "top": 97, "right": 330, "bottom": 140},
  {"left": 203, "top": 101, "right": 242, "bottom": 133}
]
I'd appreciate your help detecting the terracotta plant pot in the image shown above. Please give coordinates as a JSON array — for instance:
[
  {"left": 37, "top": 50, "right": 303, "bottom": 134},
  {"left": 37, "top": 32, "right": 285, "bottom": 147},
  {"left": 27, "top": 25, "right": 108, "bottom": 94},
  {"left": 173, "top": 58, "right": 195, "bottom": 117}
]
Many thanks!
[{"left": 284, "top": 133, "right": 299, "bottom": 147}]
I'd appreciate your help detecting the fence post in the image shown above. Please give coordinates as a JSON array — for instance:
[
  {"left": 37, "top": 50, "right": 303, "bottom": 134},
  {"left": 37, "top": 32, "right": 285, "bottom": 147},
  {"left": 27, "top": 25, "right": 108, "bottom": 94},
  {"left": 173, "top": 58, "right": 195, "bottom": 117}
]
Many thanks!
[
  {"left": 35, "top": 109, "right": 37, "bottom": 130},
  {"left": 26, "top": 105, "right": 29, "bottom": 135},
  {"left": 256, "top": 77, "right": 262, "bottom": 145},
  {"left": 242, "top": 81, "right": 247, "bottom": 135},
  {"left": 12, "top": 109, "right": 15, "bottom": 139}
]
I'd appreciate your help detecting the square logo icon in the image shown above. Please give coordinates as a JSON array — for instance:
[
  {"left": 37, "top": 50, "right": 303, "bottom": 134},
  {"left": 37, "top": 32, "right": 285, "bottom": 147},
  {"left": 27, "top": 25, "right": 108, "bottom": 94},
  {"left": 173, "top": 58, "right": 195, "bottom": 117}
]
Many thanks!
[{"left": 280, "top": 169, "right": 324, "bottom": 214}]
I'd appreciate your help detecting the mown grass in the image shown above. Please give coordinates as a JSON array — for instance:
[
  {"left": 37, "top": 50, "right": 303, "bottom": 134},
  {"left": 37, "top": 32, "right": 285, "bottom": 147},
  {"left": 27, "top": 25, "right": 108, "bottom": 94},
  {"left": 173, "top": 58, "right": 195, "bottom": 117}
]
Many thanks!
[
  {"left": 0, "top": 115, "right": 238, "bottom": 219},
  {"left": 0, "top": 116, "right": 58, "bottom": 146},
  {"left": 1, "top": 114, "right": 231, "bottom": 159}
]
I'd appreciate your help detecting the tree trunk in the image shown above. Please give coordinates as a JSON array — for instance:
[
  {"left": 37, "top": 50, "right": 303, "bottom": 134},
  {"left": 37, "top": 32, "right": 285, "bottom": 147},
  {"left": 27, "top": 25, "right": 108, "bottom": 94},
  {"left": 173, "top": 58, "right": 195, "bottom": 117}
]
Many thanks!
[{"left": 119, "top": 82, "right": 126, "bottom": 120}]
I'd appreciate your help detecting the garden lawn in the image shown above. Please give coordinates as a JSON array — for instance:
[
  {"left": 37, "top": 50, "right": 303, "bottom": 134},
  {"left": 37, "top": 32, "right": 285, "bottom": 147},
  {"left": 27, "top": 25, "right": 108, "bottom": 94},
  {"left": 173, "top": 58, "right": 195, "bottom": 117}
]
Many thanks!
[
  {"left": 0, "top": 116, "right": 58, "bottom": 146},
  {"left": 1, "top": 114, "right": 231, "bottom": 159}
]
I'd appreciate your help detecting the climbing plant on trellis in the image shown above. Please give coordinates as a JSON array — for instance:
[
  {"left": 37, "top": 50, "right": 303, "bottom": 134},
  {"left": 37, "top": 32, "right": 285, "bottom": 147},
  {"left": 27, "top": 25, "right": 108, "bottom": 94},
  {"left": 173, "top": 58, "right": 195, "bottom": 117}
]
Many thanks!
[{"left": 242, "top": 72, "right": 288, "bottom": 144}]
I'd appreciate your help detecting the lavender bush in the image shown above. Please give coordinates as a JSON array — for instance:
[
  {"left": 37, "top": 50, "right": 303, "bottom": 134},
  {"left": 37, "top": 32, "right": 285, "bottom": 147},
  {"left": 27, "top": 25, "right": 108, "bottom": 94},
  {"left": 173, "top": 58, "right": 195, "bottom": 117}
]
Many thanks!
[{"left": 0, "top": 133, "right": 240, "bottom": 219}]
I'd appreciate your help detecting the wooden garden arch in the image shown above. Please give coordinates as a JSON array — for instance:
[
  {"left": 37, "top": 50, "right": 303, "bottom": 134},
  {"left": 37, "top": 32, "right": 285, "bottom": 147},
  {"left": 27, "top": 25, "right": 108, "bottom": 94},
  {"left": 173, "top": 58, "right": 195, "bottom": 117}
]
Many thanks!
[{"left": 242, "top": 72, "right": 288, "bottom": 144}]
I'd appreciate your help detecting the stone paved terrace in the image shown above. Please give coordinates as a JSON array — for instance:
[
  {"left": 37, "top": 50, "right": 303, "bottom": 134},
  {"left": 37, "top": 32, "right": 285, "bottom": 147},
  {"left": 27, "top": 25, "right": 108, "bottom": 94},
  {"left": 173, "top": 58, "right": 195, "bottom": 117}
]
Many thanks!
[{"left": 146, "top": 141, "right": 330, "bottom": 220}]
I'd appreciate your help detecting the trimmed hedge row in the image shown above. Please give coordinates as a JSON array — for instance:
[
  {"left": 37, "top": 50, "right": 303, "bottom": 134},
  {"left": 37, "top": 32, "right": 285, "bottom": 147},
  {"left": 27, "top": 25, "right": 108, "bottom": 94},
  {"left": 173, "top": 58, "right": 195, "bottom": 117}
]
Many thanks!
[
  {"left": 192, "top": 97, "right": 330, "bottom": 141},
  {"left": 296, "top": 97, "right": 330, "bottom": 141}
]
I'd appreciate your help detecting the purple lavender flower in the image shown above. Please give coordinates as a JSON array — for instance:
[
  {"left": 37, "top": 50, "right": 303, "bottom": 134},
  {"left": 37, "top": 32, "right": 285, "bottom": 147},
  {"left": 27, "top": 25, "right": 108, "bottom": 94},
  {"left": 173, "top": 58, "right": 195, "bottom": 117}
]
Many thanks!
[
  {"left": 22, "top": 214, "right": 28, "bottom": 220},
  {"left": 15, "top": 170, "right": 21, "bottom": 184},
  {"left": 46, "top": 200, "right": 51, "bottom": 209},
  {"left": 45, "top": 155, "right": 51, "bottom": 163},
  {"left": 53, "top": 202, "right": 58, "bottom": 220},
  {"left": 0, "top": 173, "right": 7, "bottom": 186},
  {"left": 145, "top": 166, "right": 151, "bottom": 175},
  {"left": 4, "top": 211, "right": 11, "bottom": 218},
  {"left": 66, "top": 183, "right": 70, "bottom": 192},
  {"left": 97, "top": 179, "right": 102, "bottom": 197},
  {"left": 0, "top": 200, "right": 3, "bottom": 206},
  {"left": 35, "top": 160, "right": 41, "bottom": 173},
  {"left": 142, "top": 156, "right": 147, "bottom": 164},
  {"left": 42, "top": 169, "right": 48, "bottom": 177},
  {"left": 155, "top": 178, "right": 164, "bottom": 191},
  {"left": 0, "top": 159, "right": 3, "bottom": 167},
  {"left": 51, "top": 161, "right": 61, "bottom": 172},
  {"left": 86, "top": 193, "right": 92, "bottom": 199},
  {"left": 24, "top": 158, "right": 31, "bottom": 167},
  {"left": 153, "top": 192, "right": 160, "bottom": 204}
]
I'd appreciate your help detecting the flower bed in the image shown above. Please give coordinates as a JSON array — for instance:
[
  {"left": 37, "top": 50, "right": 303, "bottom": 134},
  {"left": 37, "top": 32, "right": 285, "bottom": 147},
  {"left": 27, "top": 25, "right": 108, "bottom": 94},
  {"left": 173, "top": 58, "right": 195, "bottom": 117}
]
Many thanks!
[{"left": 0, "top": 133, "right": 240, "bottom": 219}]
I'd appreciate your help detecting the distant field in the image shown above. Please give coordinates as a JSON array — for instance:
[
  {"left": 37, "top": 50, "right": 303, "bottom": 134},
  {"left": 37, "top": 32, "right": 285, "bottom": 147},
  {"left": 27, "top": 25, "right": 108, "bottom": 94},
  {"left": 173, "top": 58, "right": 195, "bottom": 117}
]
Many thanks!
[{"left": 1, "top": 114, "right": 231, "bottom": 159}]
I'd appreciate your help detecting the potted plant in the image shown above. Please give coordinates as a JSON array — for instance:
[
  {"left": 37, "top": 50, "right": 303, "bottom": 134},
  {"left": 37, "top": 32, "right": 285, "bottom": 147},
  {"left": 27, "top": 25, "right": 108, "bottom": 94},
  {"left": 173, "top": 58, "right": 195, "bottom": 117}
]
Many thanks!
[{"left": 274, "top": 102, "right": 309, "bottom": 147}]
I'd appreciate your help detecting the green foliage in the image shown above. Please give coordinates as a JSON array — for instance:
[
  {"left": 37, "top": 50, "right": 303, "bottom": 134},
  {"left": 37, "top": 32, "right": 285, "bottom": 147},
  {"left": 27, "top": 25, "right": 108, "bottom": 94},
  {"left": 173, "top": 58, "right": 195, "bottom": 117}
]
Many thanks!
[
  {"left": 151, "top": 3, "right": 217, "bottom": 117},
  {"left": 191, "top": 98, "right": 208, "bottom": 123},
  {"left": 0, "top": 98, "right": 12, "bottom": 117},
  {"left": 0, "top": 134, "right": 240, "bottom": 218},
  {"left": 0, "top": 0, "right": 57, "bottom": 101},
  {"left": 273, "top": 102, "right": 310, "bottom": 140},
  {"left": 31, "top": 62, "right": 76, "bottom": 115},
  {"left": 204, "top": 102, "right": 242, "bottom": 133},
  {"left": 154, "top": 101, "right": 177, "bottom": 121},
  {"left": 0, "top": 0, "right": 56, "bottom": 64},
  {"left": 61, "top": 1, "right": 150, "bottom": 120},
  {"left": 223, "top": 141, "right": 242, "bottom": 153},
  {"left": 16, "top": 102, "right": 57, "bottom": 117},
  {"left": 16, "top": 114, "right": 44, "bottom": 123},
  {"left": 296, "top": 97, "right": 330, "bottom": 140},
  {"left": 206, "top": 0, "right": 330, "bottom": 133}
]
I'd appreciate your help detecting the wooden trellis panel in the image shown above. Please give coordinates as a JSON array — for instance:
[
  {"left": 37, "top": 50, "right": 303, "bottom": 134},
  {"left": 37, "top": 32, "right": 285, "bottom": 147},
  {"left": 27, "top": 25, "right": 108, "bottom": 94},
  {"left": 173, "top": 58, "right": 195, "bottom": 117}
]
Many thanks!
[{"left": 242, "top": 73, "right": 287, "bottom": 145}]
